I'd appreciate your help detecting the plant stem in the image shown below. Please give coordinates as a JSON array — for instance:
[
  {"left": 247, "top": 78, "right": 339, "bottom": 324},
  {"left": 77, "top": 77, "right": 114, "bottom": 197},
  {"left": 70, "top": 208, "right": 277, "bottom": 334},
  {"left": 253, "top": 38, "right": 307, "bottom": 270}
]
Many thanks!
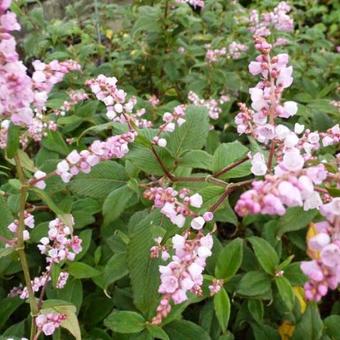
[
  {"left": 164, "top": 0, "right": 169, "bottom": 20},
  {"left": 213, "top": 156, "right": 249, "bottom": 178},
  {"left": 14, "top": 155, "right": 39, "bottom": 339},
  {"left": 151, "top": 145, "right": 175, "bottom": 181}
]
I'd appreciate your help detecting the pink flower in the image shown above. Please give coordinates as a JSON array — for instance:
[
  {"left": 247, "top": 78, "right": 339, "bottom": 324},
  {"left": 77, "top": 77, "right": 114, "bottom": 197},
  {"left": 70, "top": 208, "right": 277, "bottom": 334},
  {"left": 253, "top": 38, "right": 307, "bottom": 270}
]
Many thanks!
[{"left": 320, "top": 244, "right": 340, "bottom": 267}]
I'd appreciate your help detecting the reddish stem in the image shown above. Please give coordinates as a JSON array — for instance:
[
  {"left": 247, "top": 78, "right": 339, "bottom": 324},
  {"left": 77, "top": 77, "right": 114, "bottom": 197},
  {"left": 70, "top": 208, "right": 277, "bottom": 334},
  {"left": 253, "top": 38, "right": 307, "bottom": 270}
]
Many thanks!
[{"left": 213, "top": 156, "right": 249, "bottom": 178}]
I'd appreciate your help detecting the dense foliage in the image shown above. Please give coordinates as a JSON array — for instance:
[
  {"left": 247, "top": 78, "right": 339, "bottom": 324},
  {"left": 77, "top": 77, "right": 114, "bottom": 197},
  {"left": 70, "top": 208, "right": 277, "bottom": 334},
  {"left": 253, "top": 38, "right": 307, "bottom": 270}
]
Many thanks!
[{"left": 0, "top": 0, "right": 339, "bottom": 339}]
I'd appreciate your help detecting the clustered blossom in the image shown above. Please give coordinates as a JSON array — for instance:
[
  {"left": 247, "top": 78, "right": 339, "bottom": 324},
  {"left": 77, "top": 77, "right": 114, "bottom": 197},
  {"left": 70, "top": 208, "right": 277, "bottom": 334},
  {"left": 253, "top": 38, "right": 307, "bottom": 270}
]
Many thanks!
[
  {"left": 148, "top": 95, "right": 160, "bottom": 107},
  {"left": 249, "top": 1, "right": 294, "bottom": 37},
  {"left": 235, "top": 38, "right": 298, "bottom": 143},
  {"left": 176, "top": 0, "right": 204, "bottom": 9},
  {"left": 235, "top": 162, "right": 328, "bottom": 216},
  {"left": 301, "top": 200, "right": 340, "bottom": 301},
  {"left": 7, "top": 211, "right": 35, "bottom": 244},
  {"left": 228, "top": 42, "right": 248, "bottom": 60},
  {"left": 152, "top": 232, "right": 213, "bottom": 324},
  {"left": 32, "top": 59, "right": 81, "bottom": 111},
  {"left": 0, "top": 0, "right": 80, "bottom": 147},
  {"left": 205, "top": 47, "right": 227, "bottom": 64},
  {"left": 10, "top": 217, "right": 81, "bottom": 300},
  {"left": 144, "top": 187, "right": 203, "bottom": 228},
  {"left": 86, "top": 74, "right": 150, "bottom": 128},
  {"left": 36, "top": 312, "right": 66, "bottom": 336},
  {"left": 152, "top": 105, "right": 186, "bottom": 147},
  {"left": 188, "top": 91, "right": 229, "bottom": 120},
  {"left": 37, "top": 217, "right": 82, "bottom": 263},
  {"left": 209, "top": 278, "right": 224, "bottom": 296},
  {"left": 53, "top": 90, "right": 89, "bottom": 116},
  {"left": 0, "top": 0, "right": 34, "bottom": 126},
  {"left": 56, "top": 131, "right": 136, "bottom": 183}
]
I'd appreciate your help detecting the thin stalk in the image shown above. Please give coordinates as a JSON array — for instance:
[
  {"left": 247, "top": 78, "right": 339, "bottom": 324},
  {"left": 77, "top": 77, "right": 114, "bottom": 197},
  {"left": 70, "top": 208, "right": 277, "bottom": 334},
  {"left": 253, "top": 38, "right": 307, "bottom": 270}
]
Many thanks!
[
  {"left": 213, "top": 156, "right": 249, "bottom": 178},
  {"left": 151, "top": 145, "right": 175, "bottom": 181},
  {"left": 94, "top": 0, "right": 102, "bottom": 45},
  {"left": 14, "top": 155, "right": 39, "bottom": 339}
]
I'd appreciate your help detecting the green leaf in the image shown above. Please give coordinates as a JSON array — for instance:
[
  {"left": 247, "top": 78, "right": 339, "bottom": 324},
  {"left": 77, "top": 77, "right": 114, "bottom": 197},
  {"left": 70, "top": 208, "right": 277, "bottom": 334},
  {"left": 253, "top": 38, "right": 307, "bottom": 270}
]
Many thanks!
[
  {"left": 0, "top": 248, "right": 14, "bottom": 258},
  {"left": 164, "top": 320, "right": 210, "bottom": 340},
  {"left": 127, "top": 144, "right": 172, "bottom": 176},
  {"left": 75, "top": 229, "right": 92, "bottom": 260},
  {"left": 41, "top": 131, "right": 69, "bottom": 155},
  {"left": 237, "top": 271, "right": 272, "bottom": 297},
  {"left": 212, "top": 142, "right": 249, "bottom": 179},
  {"left": 292, "top": 303, "right": 323, "bottom": 340},
  {"left": 104, "top": 311, "right": 145, "bottom": 334},
  {"left": 248, "top": 236, "right": 279, "bottom": 275},
  {"left": 128, "top": 211, "right": 164, "bottom": 318},
  {"left": 277, "top": 207, "right": 318, "bottom": 237},
  {"left": 6, "top": 123, "right": 20, "bottom": 159},
  {"left": 100, "top": 252, "right": 129, "bottom": 289},
  {"left": 247, "top": 300, "right": 264, "bottom": 323},
  {"left": 68, "top": 262, "right": 100, "bottom": 279},
  {"left": 70, "top": 161, "right": 127, "bottom": 199},
  {"left": 30, "top": 187, "right": 72, "bottom": 226},
  {"left": 215, "top": 238, "right": 243, "bottom": 280},
  {"left": 0, "top": 297, "right": 23, "bottom": 329},
  {"left": 167, "top": 105, "right": 209, "bottom": 158},
  {"left": 275, "top": 276, "right": 295, "bottom": 311},
  {"left": 179, "top": 150, "right": 213, "bottom": 170},
  {"left": 214, "top": 288, "right": 231, "bottom": 332},
  {"left": 146, "top": 325, "right": 169, "bottom": 340},
  {"left": 324, "top": 315, "right": 340, "bottom": 339},
  {"left": 103, "top": 185, "right": 135, "bottom": 224}
]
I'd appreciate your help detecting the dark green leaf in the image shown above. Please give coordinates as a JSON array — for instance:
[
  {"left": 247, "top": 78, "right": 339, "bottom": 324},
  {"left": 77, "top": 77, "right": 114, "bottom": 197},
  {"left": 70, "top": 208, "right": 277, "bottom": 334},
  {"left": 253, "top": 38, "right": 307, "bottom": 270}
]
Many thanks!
[
  {"left": 248, "top": 236, "right": 279, "bottom": 275},
  {"left": 215, "top": 238, "right": 243, "bottom": 280},
  {"left": 104, "top": 311, "right": 145, "bottom": 334},
  {"left": 275, "top": 276, "right": 295, "bottom": 311},
  {"left": 214, "top": 288, "right": 230, "bottom": 332}
]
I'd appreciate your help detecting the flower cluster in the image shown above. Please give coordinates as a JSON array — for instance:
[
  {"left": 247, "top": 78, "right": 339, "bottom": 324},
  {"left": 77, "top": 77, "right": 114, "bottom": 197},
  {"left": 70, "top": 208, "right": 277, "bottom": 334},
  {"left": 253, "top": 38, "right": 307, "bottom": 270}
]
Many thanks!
[
  {"left": 228, "top": 41, "right": 248, "bottom": 60},
  {"left": 249, "top": 1, "right": 294, "bottom": 37},
  {"left": 301, "top": 201, "right": 340, "bottom": 301},
  {"left": 235, "top": 163, "right": 328, "bottom": 216},
  {"left": 56, "top": 131, "right": 136, "bottom": 183},
  {"left": 144, "top": 187, "right": 203, "bottom": 228},
  {"left": 188, "top": 91, "right": 229, "bottom": 120},
  {"left": 10, "top": 217, "right": 81, "bottom": 300},
  {"left": 235, "top": 38, "right": 297, "bottom": 143},
  {"left": 205, "top": 47, "right": 227, "bottom": 64},
  {"left": 209, "top": 278, "right": 224, "bottom": 296},
  {"left": 152, "top": 232, "right": 213, "bottom": 324},
  {"left": 152, "top": 105, "right": 186, "bottom": 147},
  {"left": 37, "top": 217, "right": 82, "bottom": 263},
  {"left": 86, "top": 74, "right": 150, "bottom": 128},
  {"left": 7, "top": 211, "right": 35, "bottom": 244},
  {"left": 32, "top": 59, "right": 81, "bottom": 111},
  {"left": 36, "top": 312, "right": 66, "bottom": 336},
  {"left": 53, "top": 90, "right": 89, "bottom": 116},
  {"left": 0, "top": 1, "right": 34, "bottom": 126},
  {"left": 0, "top": 0, "right": 80, "bottom": 147}
]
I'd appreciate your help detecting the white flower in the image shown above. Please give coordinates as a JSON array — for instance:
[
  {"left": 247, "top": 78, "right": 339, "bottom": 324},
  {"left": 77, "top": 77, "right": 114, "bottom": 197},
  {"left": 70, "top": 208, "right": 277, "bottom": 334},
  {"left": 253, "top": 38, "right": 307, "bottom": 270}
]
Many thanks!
[
  {"left": 157, "top": 138, "right": 167, "bottom": 148},
  {"left": 190, "top": 193, "right": 203, "bottom": 208},
  {"left": 294, "top": 123, "right": 305, "bottom": 134},
  {"left": 191, "top": 216, "right": 205, "bottom": 230},
  {"left": 251, "top": 152, "right": 267, "bottom": 176}
]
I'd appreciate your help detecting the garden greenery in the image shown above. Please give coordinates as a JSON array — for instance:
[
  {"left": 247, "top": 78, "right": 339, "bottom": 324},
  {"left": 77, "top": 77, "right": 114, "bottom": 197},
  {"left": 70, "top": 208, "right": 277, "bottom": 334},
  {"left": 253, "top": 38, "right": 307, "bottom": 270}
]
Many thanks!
[{"left": 0, "top": 0, "right": 339, "bottom": 339}]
